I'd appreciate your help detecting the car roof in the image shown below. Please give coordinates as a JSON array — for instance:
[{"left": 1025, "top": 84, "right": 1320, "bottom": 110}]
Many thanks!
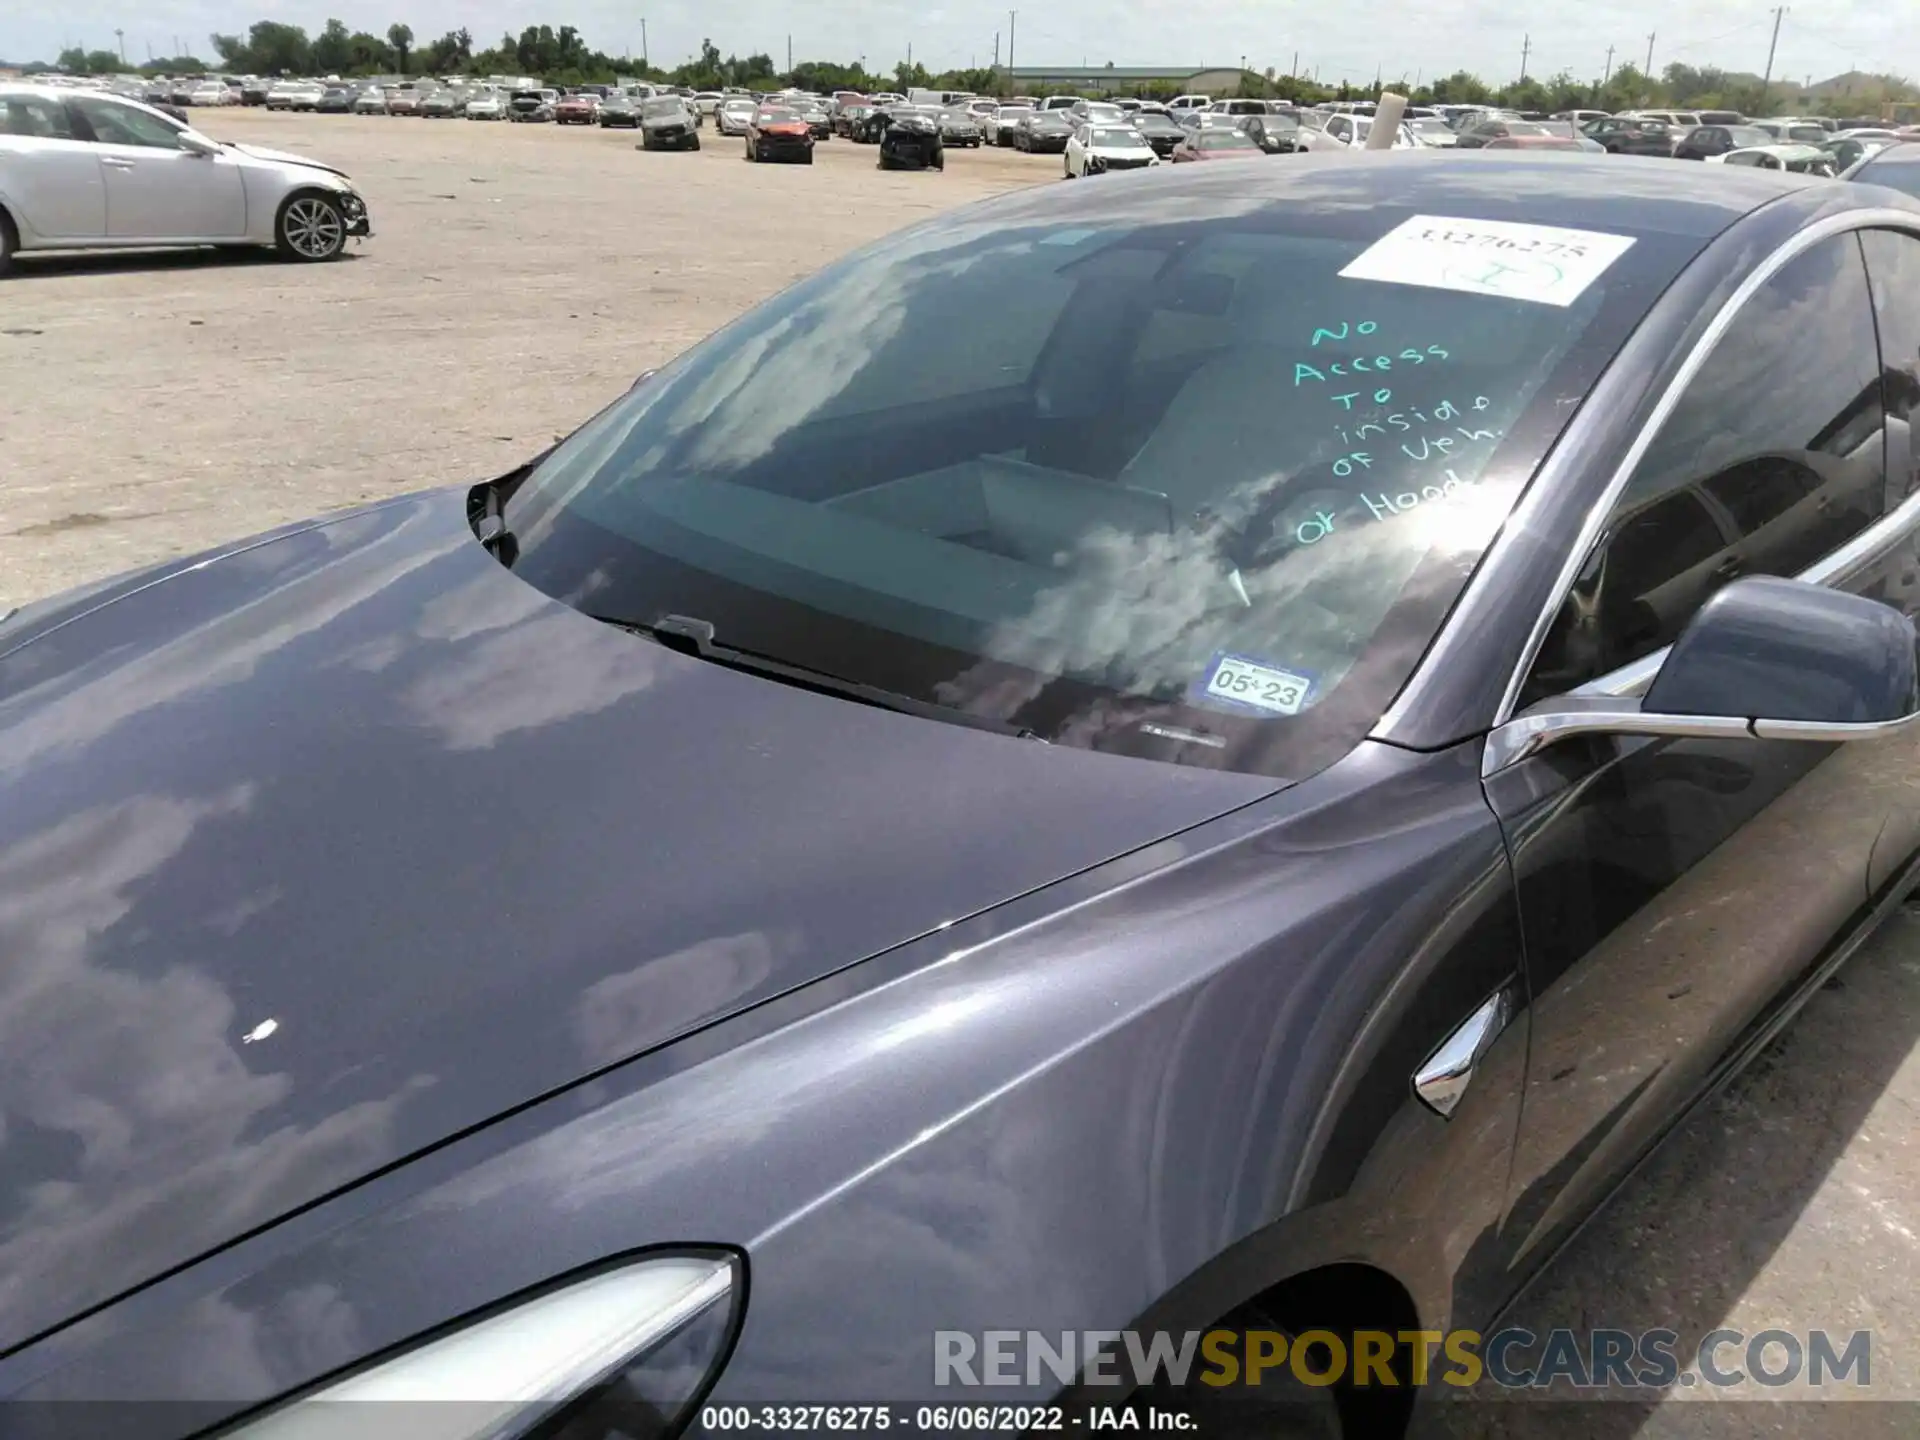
[{"left": 964, "top": 148, "right": 1844, "bottom": 238}]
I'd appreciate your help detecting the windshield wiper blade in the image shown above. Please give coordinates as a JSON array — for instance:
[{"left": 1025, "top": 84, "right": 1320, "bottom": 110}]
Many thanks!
[{"left": 595, "top": 612, "right": 1045, "bottom": 742}]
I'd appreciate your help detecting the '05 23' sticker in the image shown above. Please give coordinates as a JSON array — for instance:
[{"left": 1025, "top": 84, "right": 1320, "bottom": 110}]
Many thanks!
[{"left": 1191, "top": 652, "right": 1316, "bottom": 717}]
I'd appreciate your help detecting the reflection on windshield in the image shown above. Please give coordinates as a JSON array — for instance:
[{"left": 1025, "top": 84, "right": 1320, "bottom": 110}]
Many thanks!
[{"left": 501, "top": 209, "right": 1665, "bottom": 778}]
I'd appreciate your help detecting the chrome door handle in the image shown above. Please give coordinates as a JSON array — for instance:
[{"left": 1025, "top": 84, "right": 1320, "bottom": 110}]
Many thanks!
[
  {"left": 102, "top": 159, "right": 136, "bottom": 169},
  {"left": 1412, "top": 984, "right": 1516, "bottom": 1119}
]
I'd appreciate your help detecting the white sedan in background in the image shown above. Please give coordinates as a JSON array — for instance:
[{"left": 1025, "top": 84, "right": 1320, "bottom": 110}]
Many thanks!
[
  {"left": 464, "top": 90, "right": 508, "bottom": 120},
  {"left": 0, "top": 84, "right": 371, "bottom": 272},
  {"left": 714, "top": 98, "right": 757, "bottom": 136},
  {"left": 1709, "top": 143, "right": 1840, "bottom": 176},
  {"left": 187, "top": 81, "right": 233, "bottom": 107},
  {"left": 1063, "top": 122, "right": 1160, "bottom": 177}
]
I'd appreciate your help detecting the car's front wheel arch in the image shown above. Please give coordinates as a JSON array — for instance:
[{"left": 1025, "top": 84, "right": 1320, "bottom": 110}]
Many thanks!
[
  {"left": 0, "top": 201, "right": 18, "bottom": 276},
  {"left": 273, "top": 188, "right": 349, "bottom": 262}
]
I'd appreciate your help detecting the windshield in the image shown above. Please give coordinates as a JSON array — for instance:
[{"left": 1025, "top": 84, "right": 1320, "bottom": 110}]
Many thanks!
[
  {"left": 1409, "top": 119, "right": 1452, "bottom": 136},
  {"left": 1198, "top": 130, "right": 1257, "bottom": 149},
  {"left": 498, "top": 205, "right": 1679, "bottom": 779},
  {"left": 643, "top": 99, "right": 684, "bottom": 117},
  {"left": 1092, "top": 128, "right": 1149, "bottom": 148}
]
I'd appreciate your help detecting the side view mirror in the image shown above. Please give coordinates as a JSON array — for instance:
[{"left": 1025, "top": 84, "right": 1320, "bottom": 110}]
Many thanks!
[{"left": 1486, "top": 576, "right": 1920, "bottom": 773}]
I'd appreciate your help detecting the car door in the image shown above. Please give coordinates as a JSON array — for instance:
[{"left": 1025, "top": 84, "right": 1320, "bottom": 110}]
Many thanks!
[
  {"left": 0, "top": 91, "right": 105, "bottom": 240},
  {"left": 1326, "top": 115, "right": 1352, "bottom": 146},
  {"left": 1858, "top": 227, "right": 1920, "bottom": 893},
  {"left": 1486, "top": 232, "right": 1900, "bottom": 1288},
  {"left": 66, "top": 95, "right": 245, "bottom": 241}
]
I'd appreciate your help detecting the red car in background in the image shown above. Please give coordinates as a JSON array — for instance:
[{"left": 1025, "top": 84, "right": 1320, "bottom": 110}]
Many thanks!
[
  {"left": 554, "top": 92, "right": 600, "bottom": 125},
  {"left": 1170, "top": 127, "right": 1264, "bottom": 162},
  {"left": 746, "top": 106, "right": 815, "bottom": 164}
]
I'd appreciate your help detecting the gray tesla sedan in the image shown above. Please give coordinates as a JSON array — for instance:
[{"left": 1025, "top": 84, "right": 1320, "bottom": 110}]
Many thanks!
[{"left": 4, "top": 153, "right": 1920, "bottom": 1438}]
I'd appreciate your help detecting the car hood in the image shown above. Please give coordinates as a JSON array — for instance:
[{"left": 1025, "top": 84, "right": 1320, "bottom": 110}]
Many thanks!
[
  {"left": 0, "top": 488, "right": 1274, "bottom": 1352},
  {"left": 224, "top": 143, "right": 348, "bottom": 178}
]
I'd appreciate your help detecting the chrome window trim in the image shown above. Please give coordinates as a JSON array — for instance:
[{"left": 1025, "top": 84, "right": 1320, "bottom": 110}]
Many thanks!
[
  {"left": 1373, "top": 206, "right": 1920, "bottom": 741},
  {"left": 1566, "top": 479, "right": 1920, "bottom": 701}
]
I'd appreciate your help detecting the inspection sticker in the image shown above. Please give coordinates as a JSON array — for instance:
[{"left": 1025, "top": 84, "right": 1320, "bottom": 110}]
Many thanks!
[
  {"left": 1191, "top": 652, "right": 1316, "bottom": 717},
  {"left": 1338, "top": 215, "right": 1637, "bottom": 307}
]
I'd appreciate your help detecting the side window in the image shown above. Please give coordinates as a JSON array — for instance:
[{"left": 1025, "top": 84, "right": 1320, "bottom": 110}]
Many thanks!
[
  {"left": 70, "top": 97, "right": 183, "bottom": 150},
  {"left": 1861, "top": 230, "right": 1920, "bottom": 503},
  {"left": 0, "top": 95, "right": 75, "bottom": 139},
  {"left": 1522, "top": 234, "right": 1888, "bottom": 703}
]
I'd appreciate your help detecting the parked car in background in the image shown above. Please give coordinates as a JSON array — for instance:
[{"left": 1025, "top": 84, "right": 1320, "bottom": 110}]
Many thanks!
[
  {"left": 554, "top": 92, "right": 600, "bottom": 125},
  {"left": 639, "top": 96, "right": 700, "bottom": 150},
  {"left": 1038, "top": 95, "right": 1082, "bottom": 113},
  {"left": 715, "top": 97, "right": 756, "bottom": 136},
  {"left": 1551, "top": 107, "right": 1611, "bottom": 127},
  {"left": 691, "top": 91, "right": 723, "bottom": 120},
  {"left": 1715, "top": 143, "right": 1840, "bottom": 176},
  {"left": 1014, "top": 110, "right": 1074, "bottom": 154},
  {"left": 796, "top": 98, "right": 832, "bottom": 139},
  {"left": 1483, "top": 134, "right": 1593, "bottom": 152},
  {"left": 187, "top": 81, "right": 232, "bottom": 107},
  {"left": 1456, "top": 119, "right": 1558, "bottom": 149},
  {"left": 877, "top": 106, "right": 943, "bottom": 169},
  {"left": 509, "top": 89, "right": 554, "bottom": 122},
  {"left": 265, "top": 81, "right": 324, "bottom": 111},
  {"left": 1674, "top": 124, "right": 1775, "bottom": 159},
  {"left": 597, "top": 95, "right": 640, "bottom": 128},
  {"left": 1134, "top": 109, "right": 1187, "bottom": 156},
  {"left": 420, "top": 89, "right": 464, "bottom": 118},
  {"left": 1754, "top": 119, "right": 1834, "bottom": 145},
  {"left": 351, "top": 86, "right": 387, "bottom": 115},
  {"left": 384, "top": 87, "right": 425, "bottom": 116},
  {"left": 744, "top": 105, "right": 814, "bottom": 164},
  {"left": 239, "top": 77, "right": 272, "bottom": 106},
  {"left": 938, "top": 106, "right": 983, "bottom": 148},
  {"left": 833, "top": 102, "right": 872, "bottom": 138},
  {"left": 1240, "top": 112, "right": 1303, "bottom": 154},
  {"left": 1586, "top": 115, "right": 1677, "bottom": 155},
  {"left": 0, "top": 83, "right": 371, "bottom": 270},
  {"left": 1068, "top": 100, "right": 1126, "bottom": 125},
  {"left": 465, "top": 90, "right": 508, "bottom": 120},
  {"left": 1842, "top": 140, "right": 1920, "bottom": 195},
  {"left": 316, "top": 85, "right": 354, "bottom": 114},
  {"left": 1172, "top": 126, "right": 1263, "bottom": 161},
  {"left": 1064, "top": 122, "right": 1159, "bottom": 177},
  {"left": 1826, "top": 134, "right": 1897, "bottom": 172},
  {"left": 983, "top": 104, "right": 1032, "bottom": 145}
]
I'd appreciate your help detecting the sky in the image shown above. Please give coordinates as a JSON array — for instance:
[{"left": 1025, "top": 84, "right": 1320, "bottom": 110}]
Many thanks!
[{"left": 5, "top": 0, "right": 1913, "bottom": 89}]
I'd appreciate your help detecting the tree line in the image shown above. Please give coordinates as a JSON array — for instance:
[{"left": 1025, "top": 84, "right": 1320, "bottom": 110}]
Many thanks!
[{"left": 33, "top": 23, "right": 1917, "bottom": 118}]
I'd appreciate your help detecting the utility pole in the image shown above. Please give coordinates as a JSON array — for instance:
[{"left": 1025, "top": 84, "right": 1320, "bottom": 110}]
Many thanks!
[
  {"left": 1601, "top": 44, "right": 1613, "bottom": 88},
  {"left": 1519, "top": 33, "right": 1530, "bottom": 83},
  {"left": 1760, "top": 6, "right": 1786, "bottom": 100},
  {"left": 786, "top": 34, "right": 792, "bottom": 74},
  {"left": 1290, "top": 50, "right": 1298, "bottom": 77},
  {"left": 640, "top": 17, "right": 648, "bottom": 68},
  {"left": 1006, "top": 11, "right": 1016, "bottom": 83},
  {"left": 115, "top": 28, "right": 125, "bottom": 64},
  {"left": 993, "top": 32, "right": 999, "bottom": 70},
  {"left": 1644, "top": 32, "right": 1655, "bottom": 78}
]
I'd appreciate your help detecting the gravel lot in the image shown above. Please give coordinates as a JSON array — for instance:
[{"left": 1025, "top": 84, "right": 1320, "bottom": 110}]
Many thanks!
[
  {"left": 0, "top": 109, "right": 1042, "bottom": 611},
  {"left": 6, "top": 109, "right": 1919, "bottom": 1430}
]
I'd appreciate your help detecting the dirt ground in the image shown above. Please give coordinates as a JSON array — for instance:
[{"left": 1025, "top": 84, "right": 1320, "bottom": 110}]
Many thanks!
[
  {"left": 0, "top": 109, "right": 1044, "bottom": 611},
  {"left": 7, "top": 109, "right": 1920, "bottom": 1431}
]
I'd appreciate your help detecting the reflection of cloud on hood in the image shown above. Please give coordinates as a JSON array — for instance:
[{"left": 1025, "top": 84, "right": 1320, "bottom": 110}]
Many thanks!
[
  {"left": 400, "top": 608, "right": 665, "bottom": 750},
  {"left": 574, "top": 931, "right": 784, "bottom": 1067},
  {"left": 0, "top": 789, "right": 433, "bottom": 1350},
  {"left": 0, "top": 511, "right": 447, "bottom": 781},
  {"left": 412, "top": 567, "right": 554, "bottom": 644}
]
